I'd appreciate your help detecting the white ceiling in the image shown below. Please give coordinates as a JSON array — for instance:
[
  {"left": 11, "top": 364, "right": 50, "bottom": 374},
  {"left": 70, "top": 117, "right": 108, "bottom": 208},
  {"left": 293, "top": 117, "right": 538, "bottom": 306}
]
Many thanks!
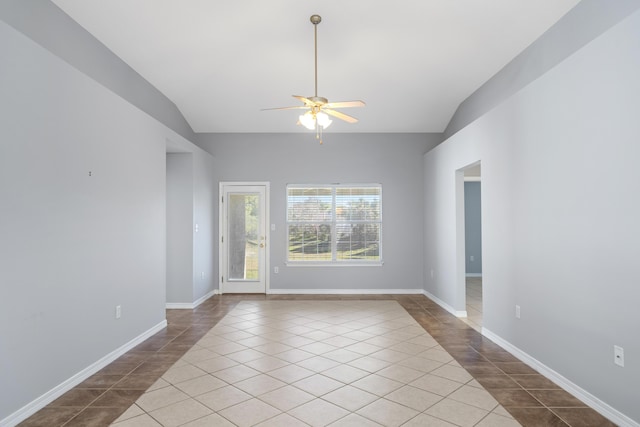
[{"left": 52, "top": 0, "right": 580, "bottom": 134}]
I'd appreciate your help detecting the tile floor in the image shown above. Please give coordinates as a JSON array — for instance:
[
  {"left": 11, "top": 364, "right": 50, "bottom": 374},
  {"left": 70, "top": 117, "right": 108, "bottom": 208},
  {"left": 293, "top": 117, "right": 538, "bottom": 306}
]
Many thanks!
[
  {"left": 461, "top": 277, "right": 483, "bottom": 333},
  {"left": 18, "top": 294, "right": 616, "bottom": 427}
]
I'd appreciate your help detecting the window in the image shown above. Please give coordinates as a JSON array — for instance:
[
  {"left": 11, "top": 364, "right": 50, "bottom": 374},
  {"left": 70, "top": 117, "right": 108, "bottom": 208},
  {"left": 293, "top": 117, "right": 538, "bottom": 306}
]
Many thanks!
[{"left": 287, "top": 184, "right": 382, "bottom": 264}]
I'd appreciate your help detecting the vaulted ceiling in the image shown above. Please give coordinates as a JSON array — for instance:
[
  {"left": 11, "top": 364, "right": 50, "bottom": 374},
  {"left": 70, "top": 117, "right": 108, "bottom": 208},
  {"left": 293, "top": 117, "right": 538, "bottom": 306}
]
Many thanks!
[{"left": 52, "top": 0, "right": 580, "bottom": 133}]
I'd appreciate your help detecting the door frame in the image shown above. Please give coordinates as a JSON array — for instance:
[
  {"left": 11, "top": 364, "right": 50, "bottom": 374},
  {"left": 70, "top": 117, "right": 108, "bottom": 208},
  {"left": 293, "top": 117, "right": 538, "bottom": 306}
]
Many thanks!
[{"left": 219, "top": 181, "right": 270, "bottom": 294}]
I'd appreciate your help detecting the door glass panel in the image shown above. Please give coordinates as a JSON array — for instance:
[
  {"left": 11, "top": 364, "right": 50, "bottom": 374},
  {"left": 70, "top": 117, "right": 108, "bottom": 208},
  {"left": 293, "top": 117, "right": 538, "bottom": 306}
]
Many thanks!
[{"left": 228, "top": 193, "right": 259, "bottom": 281}]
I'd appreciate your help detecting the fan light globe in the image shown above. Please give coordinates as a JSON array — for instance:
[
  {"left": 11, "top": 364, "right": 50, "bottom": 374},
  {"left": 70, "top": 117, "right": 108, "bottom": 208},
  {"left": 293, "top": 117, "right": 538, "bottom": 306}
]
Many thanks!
[
  {"left": 316, "top": 112, "right": 332, "bottom": 128},
  {"left": 299, "top": 112, "right": 316, "bottom": 130}
]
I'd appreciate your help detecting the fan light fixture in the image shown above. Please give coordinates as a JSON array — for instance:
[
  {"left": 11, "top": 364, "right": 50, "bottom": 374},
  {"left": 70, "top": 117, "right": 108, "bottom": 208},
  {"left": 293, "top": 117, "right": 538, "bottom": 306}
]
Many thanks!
[{"left": 262, "top": 14, "right": 365, "bottom": 144}]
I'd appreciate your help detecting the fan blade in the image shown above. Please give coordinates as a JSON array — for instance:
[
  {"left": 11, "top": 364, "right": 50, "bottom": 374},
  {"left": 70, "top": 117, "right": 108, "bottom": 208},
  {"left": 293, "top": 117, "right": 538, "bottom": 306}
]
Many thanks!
[
  {"left": 324, "top": 100, "right": 366, "bottom": 109},
  {"left": 261, "top": 106, "right": 308, "bottom": 111},
  {"left": 293, "top": 95, "right": 321, "bottom": 106},
  {"left": 324, "top": 108, "right": 358, "bottom": 124}
]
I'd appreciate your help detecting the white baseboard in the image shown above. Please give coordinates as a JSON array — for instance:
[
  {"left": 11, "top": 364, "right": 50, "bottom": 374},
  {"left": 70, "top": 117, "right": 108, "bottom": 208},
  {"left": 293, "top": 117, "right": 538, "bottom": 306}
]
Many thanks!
[
  {"left": 465, "top": 273, "right": 482, "bottom": 277},
  {"left": 166, "top": 289, "right": 218, "bottom": 310},
  {"left": 422, "top": 290, "right": 467, "bottom": 317},
  {"left": 482, "top": 328, "right": 639, "bottom": 427},
  {"left": 1, "top": 320, "right": 167, "bottom": 427},
  {"left": 267, "top": 288, "right": 423, "bottom": 295}
]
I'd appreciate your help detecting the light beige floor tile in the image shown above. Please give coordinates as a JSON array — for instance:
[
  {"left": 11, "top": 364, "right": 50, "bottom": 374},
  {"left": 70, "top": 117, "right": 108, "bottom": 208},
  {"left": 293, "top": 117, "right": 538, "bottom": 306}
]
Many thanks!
[
  {"left": 430, "top": 364, "right": 474, "bottom": 384},
  {"left": 369, "top": 349, "right": 411, "bottom": 363},
  {"left": 211, "top": 364, "right": 261, "bottom": 383},
  {"left": 322, "top": 385, "right": 379, "bottom": 411},
  {"left": 398, "top": 356, "right": 444, "bottom": 373},
  {"left": 275, "top": 348, "right": 315, "bottom": 363},
  {"left": 475, "top": 413, "right": 522, "bottom": 427},
  {"left": 400, "top": 413, "right": 458, "bottom": 426},
  {"left": 425, "top": 398, "right": 490, "bottom": 427},
  {"left": 218, "top": 398, "right": 281, "bottom": 427},
  {"left": 341, "top": 330, "right": 375, "bottom": 341},
  {"left": 111, "top": 413, "right": 162, "bottom": 426},
  {"left": 324, "top": 349, "right": 363, "bottom": 363},
  {"left": 193, "top": 355, "right": 238, "bottom": 373},
  {"left": 420, "top": 348, "right": 455, "bottom": 363},
  {"left": 288, "top": 398, "right": 350, "bottom": 427},
  {"left": 384, "top": 385, "right": 443, "bottom": 412},
  {"left": 235, "top": 335, "right": 272, "bottom": 347},
  {"left": 292, "top": 374, "right": 344, "bottom": 396},
  {"left": 280, "top": 335, "right": 316, "bottom": 347},
  {"left": 245, "top": 355, "right": 291, "bottom": 372},
  {"left": 161, "top": 364, "right": 207, "bottom": 385},
  {"left": 492, "top": 405, "right": 515, "bottom": 418},
  {"left": 148, "top": 398, "right": 212, "bottom": 427},
  {"left": 410, "top": 373, "right": 464, "bottom": 396},
  {"left": 389, "top": 342, "right": 430, "bottom": 356},
  {"left": 146, "top": 378, "right": 170, "bottom": 392},
  {"left": 111, "top": 404, "right": 144, "bottom": 422},
  {"left": 347, "top": 356, "right": 392, "bottom": 373},
  {"left": 356, "top": 398, "right": 419, "bottom": 427},
  {"left": 195, "top": 385, "right": 252, "bottom": 411},
  {"left": 268, "top": 364, "right": 315, "bottom": 383},
  {"left": 135, "top": 385, "right": 190, "bottom": 412},
  {"left": 209, "top": 342, "right": 249, "bottom": 355},
  {"left": 299, "top": 342, "right": 339, "bottom": 355},
  {"left": 233, "top": 373, "right": 287, "bottom": 396},
  {"left": 296, "top": 356, "right": 341, "bottom": 373},
  {"left": 327, "top": 413, "right": 383, "bottom": 426},
  {"left": 258, "top": 385, "right": 315, "bottom": 411},
  {"left": 448, "top": 384, "right": 499, "bottom": 411},
  {"left": 343, "top": 342, "right": 383, "bottom": 355},
  {"left": 182, "top": 348, "right": 219, "bottom": 364},
  {"left": 322, "top": 364, "right": 370, "bottom": 384},
  {"left": 225, "top": 348, "right": 265, "bottom": 363},
  {"left": 351, "top": 374, "right": 404, "bottom": 396},
  {"left": 376, "top": 365, "right": 425, "bottom": 383},
  {"left": 174, "top": 374, "right": 227, "bottom": 397},
  {"left": 255, "top": 413, "right": 311, "bottom": 427}
]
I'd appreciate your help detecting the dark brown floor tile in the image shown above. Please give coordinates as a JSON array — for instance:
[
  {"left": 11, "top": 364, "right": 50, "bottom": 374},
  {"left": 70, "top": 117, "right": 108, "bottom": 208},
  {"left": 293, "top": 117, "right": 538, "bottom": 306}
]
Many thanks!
[
  {"left": 511, "top": 374, "right": 562, "bottom": 390},
  {"left": 478, "top": 350, "right": 521, "bottom": 363},
  {"left": 528, "top": 390, "right": 587, "bottom": 408},
  {"left": 474, "top": 374, "right": 522, "bottom": 389},
  {"left": 462, "top": 362, "right": 504, "bottom": 376},
  {"left": 17, "top": 407, "right": 81, "bottom": 426},
  {"left": 130, "top": 361, "right": 174, "bottom": 376},
  {"left": 491, "top": 389, "right": 544, "bottom": 408},
  {"left": 96, "top": 361, "right": 140, "bottom": 376},
  {"left": 495, "top": 362, "right": 539, "bottom": 375},
  {"left": 113, "top": 351, "right": 154, "bottom": 365},
  {"left": 508, "top": 407, "right": 569, "bottom": 426},
  {"left": 49, "top": 389, "right": 106, "bottom": 407},
  {"left": 112, "top": 375, "right": 161, "bottom": 390},
  {"left": 90, "top": 389, "right": 144, "bottom": 408},
  {"left": 552, "top": 408, "right": 618, "bottom": 427},
  {"left": 146, "top": 351, "right": 185, "bottom": 364},
  {"left": 64, "top": 407, "right": 125, "bottom": 426},
  {"left": 76, "top": 374, "right": 124, "bottom": 389}
]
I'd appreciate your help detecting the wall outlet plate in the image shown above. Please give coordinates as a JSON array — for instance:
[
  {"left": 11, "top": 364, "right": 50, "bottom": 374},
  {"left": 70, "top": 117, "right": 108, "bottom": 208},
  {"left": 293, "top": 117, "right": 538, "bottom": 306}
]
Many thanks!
[{"left": 614, "top": 345, "right": 624, "bottom": 367}]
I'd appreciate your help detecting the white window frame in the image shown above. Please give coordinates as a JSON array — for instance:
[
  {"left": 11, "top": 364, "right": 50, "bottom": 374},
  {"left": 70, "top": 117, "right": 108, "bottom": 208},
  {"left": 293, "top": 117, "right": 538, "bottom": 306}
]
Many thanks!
[{"left": 286, "top": 184, "right": 383, "bottom": 266}]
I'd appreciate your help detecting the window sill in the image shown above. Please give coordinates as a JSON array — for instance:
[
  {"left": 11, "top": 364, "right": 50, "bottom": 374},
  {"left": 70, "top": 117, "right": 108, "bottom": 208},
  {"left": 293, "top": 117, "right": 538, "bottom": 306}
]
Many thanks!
[{"left": 285, "top": 261, "right": 384, "bottom": 267}]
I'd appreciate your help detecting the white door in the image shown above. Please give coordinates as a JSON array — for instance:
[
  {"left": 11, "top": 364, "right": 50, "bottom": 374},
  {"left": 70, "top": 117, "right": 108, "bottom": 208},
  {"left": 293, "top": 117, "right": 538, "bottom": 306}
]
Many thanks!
[{"left": 220, "top": 183, "right": 269, "bottom": 293}]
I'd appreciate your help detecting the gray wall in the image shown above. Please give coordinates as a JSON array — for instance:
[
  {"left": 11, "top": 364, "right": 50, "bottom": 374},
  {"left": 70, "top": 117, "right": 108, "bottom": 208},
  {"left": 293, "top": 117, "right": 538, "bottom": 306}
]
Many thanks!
[
  {"left": 0, "top": 0, "right": 195, "bottom": 141},
  {"left": 166, "top": 154, "right": 195, "bottom": 303},
  {"left": 464, "top": 182, "right": 482, "bottom": 275},
  {"left": 195, "top": 133, "right": 442, "bottom": 292},
  {"left": 424, "top": 8, "right": 640, "bottom": 423},
  {"left": 0, "top": 19, "right": 179, "bottom": 421},
  {"left": 444, "top": 0, "right": 640, "bottom": 139}
]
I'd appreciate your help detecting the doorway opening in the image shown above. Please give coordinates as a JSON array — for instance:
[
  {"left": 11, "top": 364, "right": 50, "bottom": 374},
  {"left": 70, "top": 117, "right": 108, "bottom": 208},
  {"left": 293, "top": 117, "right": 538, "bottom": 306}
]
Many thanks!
[
  {"left": 219, "top": 182, "right": 270, "bottom": 294},
  {"left": 459, "top": 163, "right": 483, "bottom": 331}
]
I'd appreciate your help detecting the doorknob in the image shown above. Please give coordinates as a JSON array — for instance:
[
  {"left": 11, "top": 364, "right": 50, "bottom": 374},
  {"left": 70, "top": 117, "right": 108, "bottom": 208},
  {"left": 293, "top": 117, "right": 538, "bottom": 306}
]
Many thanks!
[{"left": 260, "top": 243, "right": 265, "bottom": 248}]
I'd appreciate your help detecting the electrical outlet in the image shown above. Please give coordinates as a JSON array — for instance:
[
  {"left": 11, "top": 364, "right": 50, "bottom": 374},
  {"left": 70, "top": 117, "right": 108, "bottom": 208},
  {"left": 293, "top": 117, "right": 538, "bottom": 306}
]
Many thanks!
[
  {"left": 274, "top": 266, "right": 279, "bottom": 274},
  {"left": 614, "top": 345, "right": 624, "bottom": 367},
  {"left": 515, "top": 305, "right": 521, "bottom": 319},
  {"left": 115, "top": 305, "right": 121, "bottom": 319}
]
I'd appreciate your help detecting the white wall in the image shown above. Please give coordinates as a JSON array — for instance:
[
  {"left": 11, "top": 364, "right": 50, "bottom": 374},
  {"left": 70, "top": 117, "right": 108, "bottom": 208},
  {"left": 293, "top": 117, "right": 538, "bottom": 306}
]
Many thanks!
[
  {"left": 424, "top": 9, "right": 640, "bottom": 424},
  {"left": 196, "top": 133, "right": 442, "bottom": 292},
  {"left": 0, "top": 20, "right": 207, "bottom": 423}
]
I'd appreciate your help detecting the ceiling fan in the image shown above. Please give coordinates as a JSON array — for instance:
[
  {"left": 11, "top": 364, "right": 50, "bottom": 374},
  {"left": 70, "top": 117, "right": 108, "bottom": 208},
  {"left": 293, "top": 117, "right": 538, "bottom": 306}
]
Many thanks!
[{"left": 263, "top": 14, "right": 365, "bottom": 143}]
